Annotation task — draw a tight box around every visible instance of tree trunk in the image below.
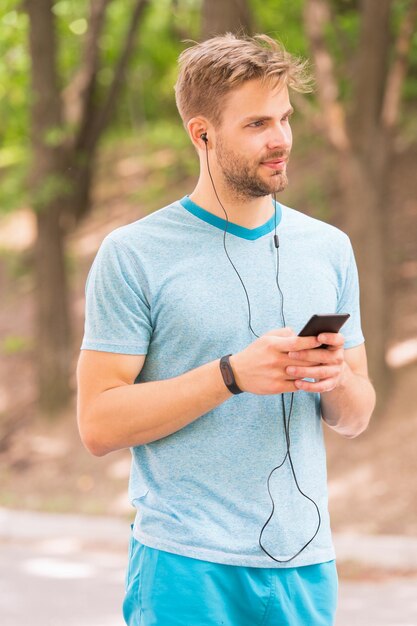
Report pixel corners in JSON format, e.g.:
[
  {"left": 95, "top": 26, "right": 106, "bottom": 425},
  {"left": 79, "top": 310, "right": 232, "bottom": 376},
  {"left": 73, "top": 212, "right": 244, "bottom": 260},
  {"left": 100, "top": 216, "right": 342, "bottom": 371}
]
[
  {"left": 27, "top": 0, "right": 72, "bottom": 416},
  {"left": 343, "top": 0, "right": 394, "bottom": 405},
  {"left": 201, "top": 0, "right": 252, "bottom": 39},
  {"left": 34, "top": 197, "right": 72, "bottom": 414},
  {"left": 336, "top": 145, "right": 392, "bottom": 408},
  {"left": 303, "top": 0, "right": 403, "bottom": 406}
]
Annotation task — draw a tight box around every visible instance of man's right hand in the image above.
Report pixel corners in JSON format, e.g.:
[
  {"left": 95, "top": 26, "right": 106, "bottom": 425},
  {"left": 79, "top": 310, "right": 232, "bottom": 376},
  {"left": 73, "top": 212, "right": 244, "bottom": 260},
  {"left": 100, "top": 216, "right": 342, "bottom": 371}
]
[{"left": 229, "top": 327, "right": 322, "bottom": 395}]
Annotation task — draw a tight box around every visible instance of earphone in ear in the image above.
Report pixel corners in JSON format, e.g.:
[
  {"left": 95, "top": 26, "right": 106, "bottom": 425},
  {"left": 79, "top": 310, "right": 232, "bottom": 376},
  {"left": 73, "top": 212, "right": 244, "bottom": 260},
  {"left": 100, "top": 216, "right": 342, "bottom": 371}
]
[{"left": 200, "top": 132, "right": 208, "bottom": 143}]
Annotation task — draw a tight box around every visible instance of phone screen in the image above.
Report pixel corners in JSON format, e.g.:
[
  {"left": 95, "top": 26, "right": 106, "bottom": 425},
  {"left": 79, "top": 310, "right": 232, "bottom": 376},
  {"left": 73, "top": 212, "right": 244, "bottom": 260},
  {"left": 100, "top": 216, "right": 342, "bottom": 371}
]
[{"left": 298, "top": 314, "right": 350, "bottom": 341}]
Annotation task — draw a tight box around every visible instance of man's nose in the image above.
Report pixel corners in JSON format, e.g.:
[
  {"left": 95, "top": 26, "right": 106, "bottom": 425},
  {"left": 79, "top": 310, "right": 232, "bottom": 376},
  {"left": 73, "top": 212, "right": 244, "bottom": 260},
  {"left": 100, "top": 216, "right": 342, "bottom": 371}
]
[{"left": 267, "top": 124, "right": 292, "bottom": 151}]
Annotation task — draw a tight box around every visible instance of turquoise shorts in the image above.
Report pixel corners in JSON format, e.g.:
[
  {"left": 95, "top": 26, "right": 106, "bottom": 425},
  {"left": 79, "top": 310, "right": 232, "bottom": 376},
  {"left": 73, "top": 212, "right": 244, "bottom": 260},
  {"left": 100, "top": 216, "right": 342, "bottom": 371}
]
[{"left": 123, "top": 531, "right": 338, "bottom": 625}]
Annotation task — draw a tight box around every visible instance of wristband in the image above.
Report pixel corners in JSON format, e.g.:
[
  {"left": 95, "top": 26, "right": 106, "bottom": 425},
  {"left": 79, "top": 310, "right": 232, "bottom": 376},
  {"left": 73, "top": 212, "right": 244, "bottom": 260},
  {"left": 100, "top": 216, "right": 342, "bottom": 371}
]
[{"left": 219, "top": 354, "right": 244, "bottom": 394}]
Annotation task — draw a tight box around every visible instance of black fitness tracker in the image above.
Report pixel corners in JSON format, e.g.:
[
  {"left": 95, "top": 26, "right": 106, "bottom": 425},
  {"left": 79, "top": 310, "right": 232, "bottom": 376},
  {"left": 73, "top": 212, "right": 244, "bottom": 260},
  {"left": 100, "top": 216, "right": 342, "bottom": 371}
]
[{"left": 219, "top": 354, "right": 244, "bottom": 395}]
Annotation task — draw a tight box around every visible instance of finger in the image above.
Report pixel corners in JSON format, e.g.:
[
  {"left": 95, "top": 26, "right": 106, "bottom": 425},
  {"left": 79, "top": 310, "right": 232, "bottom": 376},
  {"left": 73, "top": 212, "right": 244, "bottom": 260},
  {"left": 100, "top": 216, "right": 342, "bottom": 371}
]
[
  {"left": 286, "top": 365, "right": 341, "bottom": 380},
  {"left": 282, "top": 381, "right": 301, "bottom": 393},
  {"left": 264, "top": 327, "right": 296, "bottom": 338},
  {"left": 282, "top": 335, "right": 322, "bottom": 351},
  {"left": 294, "top": 378, "right": 338, "bottom": 393},
  {"left": 288, "top": 348, "right": 336, "bottom": 363},
  {"left": 317, "top": 332, "right": 345, "bottom": 349},
  {"left": 286, "top": 357, "right": 316, "bottom": 368}
]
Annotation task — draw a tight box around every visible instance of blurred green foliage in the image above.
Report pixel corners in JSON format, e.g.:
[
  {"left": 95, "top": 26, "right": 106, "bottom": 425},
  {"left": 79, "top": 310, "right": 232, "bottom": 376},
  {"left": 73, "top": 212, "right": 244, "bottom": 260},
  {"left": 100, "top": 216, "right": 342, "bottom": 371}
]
[
  {"left": 1, "top": 334, "right": 33, "bottom": 355},
  {"left": 32, "top": 174, "right": 73, "bottom": 212},
  {"left": 0, "top": 2, "right": 30, "bottom": 213},
  {"left": 252, "top": 0, "right": 307, "bottom": 54},
  {"left": 0, "top": 0, "right": 416, "bottom": 216}
]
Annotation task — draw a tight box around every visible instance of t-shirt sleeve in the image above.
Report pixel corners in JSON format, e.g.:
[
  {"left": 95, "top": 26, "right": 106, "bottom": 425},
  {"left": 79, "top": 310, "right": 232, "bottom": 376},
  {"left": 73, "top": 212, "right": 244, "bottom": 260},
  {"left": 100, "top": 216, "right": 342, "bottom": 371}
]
[
  {"left": 336, "top": 237, "right": 365, "bottom": 349},
  {"left": 80, "top": 235, "right": 152, "bottom": 354}
]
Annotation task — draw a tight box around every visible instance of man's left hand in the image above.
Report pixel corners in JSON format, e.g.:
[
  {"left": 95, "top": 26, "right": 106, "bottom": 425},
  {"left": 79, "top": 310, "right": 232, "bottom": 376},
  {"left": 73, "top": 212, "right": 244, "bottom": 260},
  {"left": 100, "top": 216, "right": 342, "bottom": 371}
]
[{"left": 285, "top": 332, "right": 346, "bottom": 393}]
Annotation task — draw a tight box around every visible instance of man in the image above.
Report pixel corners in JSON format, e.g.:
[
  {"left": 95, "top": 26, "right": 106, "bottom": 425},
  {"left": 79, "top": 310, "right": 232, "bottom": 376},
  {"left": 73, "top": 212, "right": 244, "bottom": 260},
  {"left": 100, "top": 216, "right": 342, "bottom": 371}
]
[{"left": 77, "top": 33, "right": 375, "bottom": 625}]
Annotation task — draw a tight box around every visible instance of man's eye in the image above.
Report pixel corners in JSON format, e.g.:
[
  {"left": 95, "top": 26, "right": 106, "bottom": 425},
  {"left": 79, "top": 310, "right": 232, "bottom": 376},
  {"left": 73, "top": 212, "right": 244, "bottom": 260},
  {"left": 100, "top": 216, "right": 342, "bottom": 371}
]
[{"left": 249, "top": 120, "right": 265, "bottom": 128}]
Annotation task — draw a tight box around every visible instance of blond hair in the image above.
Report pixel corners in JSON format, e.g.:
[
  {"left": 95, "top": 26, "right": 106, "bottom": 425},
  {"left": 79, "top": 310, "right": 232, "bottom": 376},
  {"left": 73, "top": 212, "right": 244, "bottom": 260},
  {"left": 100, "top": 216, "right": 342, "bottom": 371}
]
[{"left": 174, "top": 33, "right": 313, "bottom": 128}]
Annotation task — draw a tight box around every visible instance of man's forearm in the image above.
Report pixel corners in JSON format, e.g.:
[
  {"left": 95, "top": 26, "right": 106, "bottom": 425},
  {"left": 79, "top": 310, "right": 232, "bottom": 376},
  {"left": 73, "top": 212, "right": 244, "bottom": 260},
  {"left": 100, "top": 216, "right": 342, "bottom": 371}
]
[
  {"left": 84, "top": 358, "right": 232, "bottom": 455},
  {"left": 320, "top": 362, "right": 376, "bottom": 438}
]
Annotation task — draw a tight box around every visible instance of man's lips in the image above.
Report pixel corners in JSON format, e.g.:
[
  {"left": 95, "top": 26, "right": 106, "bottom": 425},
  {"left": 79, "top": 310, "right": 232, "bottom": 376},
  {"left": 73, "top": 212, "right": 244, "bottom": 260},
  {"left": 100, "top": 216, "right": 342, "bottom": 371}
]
[{"left": 261, "top": 158, "right": 287, "bottom": 170}]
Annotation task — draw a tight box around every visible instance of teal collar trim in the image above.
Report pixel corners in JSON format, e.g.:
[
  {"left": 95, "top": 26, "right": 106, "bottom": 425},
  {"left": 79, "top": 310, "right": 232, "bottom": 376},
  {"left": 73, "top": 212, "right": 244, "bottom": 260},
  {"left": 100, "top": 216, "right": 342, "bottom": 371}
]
[{"left": 179, "top": 195, "right": 282, "bottom": 240}]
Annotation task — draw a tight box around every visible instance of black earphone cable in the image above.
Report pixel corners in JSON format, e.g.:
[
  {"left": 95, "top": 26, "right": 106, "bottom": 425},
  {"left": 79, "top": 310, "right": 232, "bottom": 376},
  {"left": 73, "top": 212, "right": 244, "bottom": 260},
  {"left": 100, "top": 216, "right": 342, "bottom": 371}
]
[
  {"left": 205, "top": 140, "right": 259, "bottom": 338},
  {"left": 203, "top": 137, "right": 321, "bottom": 563}
]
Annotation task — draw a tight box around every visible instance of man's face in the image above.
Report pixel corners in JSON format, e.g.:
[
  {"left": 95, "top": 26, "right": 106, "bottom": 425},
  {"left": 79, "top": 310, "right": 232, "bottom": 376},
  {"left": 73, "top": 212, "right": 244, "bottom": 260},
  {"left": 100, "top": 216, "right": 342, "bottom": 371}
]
[{"left": 213, "top": 79, "right": 293, "bottom": 198}]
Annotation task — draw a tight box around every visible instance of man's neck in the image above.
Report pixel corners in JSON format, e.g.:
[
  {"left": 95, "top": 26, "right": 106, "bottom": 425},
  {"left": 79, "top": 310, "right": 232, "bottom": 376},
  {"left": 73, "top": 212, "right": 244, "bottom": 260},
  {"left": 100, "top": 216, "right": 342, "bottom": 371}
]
[{"left": 189, "top": 183, "right": 275, "bottom": 230}]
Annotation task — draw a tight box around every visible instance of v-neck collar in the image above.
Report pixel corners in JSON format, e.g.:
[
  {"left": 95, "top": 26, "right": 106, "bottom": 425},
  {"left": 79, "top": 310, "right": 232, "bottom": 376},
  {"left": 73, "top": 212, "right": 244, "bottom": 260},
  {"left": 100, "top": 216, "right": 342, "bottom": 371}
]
[{"left": 179, "top": 195, "right": 282, "bottom": 240}]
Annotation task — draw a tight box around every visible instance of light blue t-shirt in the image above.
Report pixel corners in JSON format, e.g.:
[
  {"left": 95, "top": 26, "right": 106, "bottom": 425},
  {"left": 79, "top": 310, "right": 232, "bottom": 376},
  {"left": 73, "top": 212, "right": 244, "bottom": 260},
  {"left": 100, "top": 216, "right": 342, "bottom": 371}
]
[{"left": 81, "top": 195, "right": 364, "bottom": 568}]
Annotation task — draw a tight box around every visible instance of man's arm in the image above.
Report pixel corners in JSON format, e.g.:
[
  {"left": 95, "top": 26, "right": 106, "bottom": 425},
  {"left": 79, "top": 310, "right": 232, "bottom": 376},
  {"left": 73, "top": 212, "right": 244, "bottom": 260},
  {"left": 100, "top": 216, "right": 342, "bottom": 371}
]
[
  {"left": 286, "top": 337, "right": 376, "bottom": 438},
  {"left": 77, "top": 350, "right": 233, "bottom": 457},
  {"left": 77, "top": 330, "right": 322, "bottom": 457},
  {"left": 319, "top": 343, "right": 375, "bottom": 437}
]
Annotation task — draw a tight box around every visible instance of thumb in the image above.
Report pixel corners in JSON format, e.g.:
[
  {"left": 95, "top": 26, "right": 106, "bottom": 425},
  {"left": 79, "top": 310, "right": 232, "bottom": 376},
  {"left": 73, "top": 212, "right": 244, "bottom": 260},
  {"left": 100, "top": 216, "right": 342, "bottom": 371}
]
[{"left": 263, "top": 327, "right": 295, "bottom": 338}]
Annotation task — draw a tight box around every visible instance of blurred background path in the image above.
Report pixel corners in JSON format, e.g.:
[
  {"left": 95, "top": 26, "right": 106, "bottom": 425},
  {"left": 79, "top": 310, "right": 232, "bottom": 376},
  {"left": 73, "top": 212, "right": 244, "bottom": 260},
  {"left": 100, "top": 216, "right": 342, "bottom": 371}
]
[{"left": 1, "top": 509, "right": 416, "bottom": 626}]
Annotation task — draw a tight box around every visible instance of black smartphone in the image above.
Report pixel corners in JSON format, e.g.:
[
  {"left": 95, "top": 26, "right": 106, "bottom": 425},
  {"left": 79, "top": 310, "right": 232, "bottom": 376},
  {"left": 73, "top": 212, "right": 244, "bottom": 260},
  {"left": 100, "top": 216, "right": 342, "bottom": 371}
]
[{"left": 298, "top": 313, "right": 350, "bottom": 347}]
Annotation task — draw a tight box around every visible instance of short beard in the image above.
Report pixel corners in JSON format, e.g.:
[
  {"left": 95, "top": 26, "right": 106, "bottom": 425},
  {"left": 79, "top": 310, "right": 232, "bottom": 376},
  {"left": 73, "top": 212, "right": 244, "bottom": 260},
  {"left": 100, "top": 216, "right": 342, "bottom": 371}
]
[{"left": 214, "top": 135, "right": 289, "bottom": 201}]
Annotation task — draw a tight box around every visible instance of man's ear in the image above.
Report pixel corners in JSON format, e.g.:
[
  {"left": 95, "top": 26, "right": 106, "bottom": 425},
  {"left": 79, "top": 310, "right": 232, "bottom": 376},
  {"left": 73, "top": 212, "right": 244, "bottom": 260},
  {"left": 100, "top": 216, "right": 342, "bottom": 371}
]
[{"left": 188, "top": 117, "right": 211, "bottom": 149}]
